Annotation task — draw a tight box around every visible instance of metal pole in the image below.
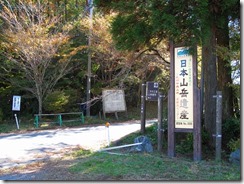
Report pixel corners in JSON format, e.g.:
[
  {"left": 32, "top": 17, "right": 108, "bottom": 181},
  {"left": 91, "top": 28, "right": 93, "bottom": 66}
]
[
  {"left": 86, "top": 0, "right": 93, "bottom": 117},
  {"left": 14, "top": 114, "right": 19, "bottom": 129},
  {"left": 213, "top": 91, "right": 222, "bottom": 161},
  {"left": 157, "top": 93, "right": 164, "bottom": 153},
  {"left": 105, "top": 122, "right": 111, "bottom": 146},
  {"left": 107, "top": 127, "right": 110, "bottom": 146},
  {"left": 141, "top": 83, "right": 146, "bottom": 134},
  {"left": 99, "top": 142, "right": 143, "bottom": 152}
]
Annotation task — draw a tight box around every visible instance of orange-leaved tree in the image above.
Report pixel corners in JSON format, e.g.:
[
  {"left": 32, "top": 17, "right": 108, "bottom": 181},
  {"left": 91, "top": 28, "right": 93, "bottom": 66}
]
[{"left": 0, "top": 0, "right": 75, "bottom": 114}]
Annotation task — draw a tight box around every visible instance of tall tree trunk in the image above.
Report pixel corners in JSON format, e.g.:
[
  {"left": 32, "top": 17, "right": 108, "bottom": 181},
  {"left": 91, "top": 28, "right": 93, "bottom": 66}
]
[
  {"left": 202, "top": 23, "right": 218, "bottom": 146},
  {"left": 216, "top": 17, "right": 234, "bottom": 121},
  {"left": 38, "top": 95, "right": 42, "bottom": 115}
]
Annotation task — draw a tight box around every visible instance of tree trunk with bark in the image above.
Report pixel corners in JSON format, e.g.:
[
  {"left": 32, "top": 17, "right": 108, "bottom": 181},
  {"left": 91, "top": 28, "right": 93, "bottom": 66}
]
[
  {"left": 202, "top": 23, "right": 218, "bottom": 145},
  {"left": 216, "top": 17, "right": 234, "bottom": 121}
]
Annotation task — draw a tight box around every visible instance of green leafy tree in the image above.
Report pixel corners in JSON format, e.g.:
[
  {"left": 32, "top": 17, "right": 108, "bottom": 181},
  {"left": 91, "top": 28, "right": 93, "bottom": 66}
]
[
  {"left": 94, "top": 0, "right": 240, "bottom": 145},
  {"left": 201, "top": 0, "right": 239, "bottom": 139}
]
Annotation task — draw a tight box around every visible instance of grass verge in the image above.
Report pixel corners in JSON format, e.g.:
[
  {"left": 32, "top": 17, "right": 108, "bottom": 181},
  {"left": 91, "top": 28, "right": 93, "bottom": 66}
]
[
  {"left": 68, "top": 124, "right": 240, "bottom": 181},
  {"left": 69, "top": 151, "right": 240, "bottom": 180}
]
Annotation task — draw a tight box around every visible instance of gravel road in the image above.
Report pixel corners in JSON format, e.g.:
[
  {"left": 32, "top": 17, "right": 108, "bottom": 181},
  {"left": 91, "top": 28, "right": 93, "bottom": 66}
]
[{"left": 0, "top": 120, "right": 155, "bottom": 172}]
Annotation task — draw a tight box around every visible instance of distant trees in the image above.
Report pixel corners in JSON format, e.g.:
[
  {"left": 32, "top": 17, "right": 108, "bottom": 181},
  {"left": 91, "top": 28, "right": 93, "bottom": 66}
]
[
  {"left": 0, "top": 0, "right": 169, "bottom": 116},
  {"left": 0, "top": 0, "right": 77, "bottom": 114},
  {"left": 78, "top": 13, "right": 170, "bottom": 105}
]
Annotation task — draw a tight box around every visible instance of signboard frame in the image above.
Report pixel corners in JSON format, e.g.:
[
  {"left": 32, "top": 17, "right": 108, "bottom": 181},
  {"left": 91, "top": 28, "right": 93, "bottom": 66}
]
[
  {"left": 167, "top": 42, "right": 201, "bottom": 161},
  {"left": 102, "top": 89, "right": 127, "bottom": 119}
]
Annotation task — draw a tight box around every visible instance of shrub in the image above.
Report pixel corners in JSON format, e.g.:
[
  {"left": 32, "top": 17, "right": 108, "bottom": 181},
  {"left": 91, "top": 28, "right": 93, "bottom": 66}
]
[
  {"left": 222, "top": 117, "right": 240, "bottom": 151},
  {"left": 176, "top": 133, "right": 193, "bottom": 154},
  {"left": 43, "top": 90, "right": 70, "bottom": 113},
  {"left": 227, "top": 138, "right": 240, "bottom": 152}
]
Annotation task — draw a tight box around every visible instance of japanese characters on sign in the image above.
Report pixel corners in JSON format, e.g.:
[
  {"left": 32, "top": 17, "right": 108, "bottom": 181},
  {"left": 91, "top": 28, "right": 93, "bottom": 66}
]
[
  {"left": 174, "top": 47, "right": 193, "bottom": 129},
  {"left": 146, "top": 82, "right": 159, "bottom": 101},
  {"left": 12, "top": 95, "right": 21, "bottom": 111}
]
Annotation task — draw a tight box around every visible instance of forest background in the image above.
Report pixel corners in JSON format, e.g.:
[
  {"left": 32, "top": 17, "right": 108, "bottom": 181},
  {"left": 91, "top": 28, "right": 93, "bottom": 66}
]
[{"left": 0, "top": 0, "right": 240, "bottom": 155}]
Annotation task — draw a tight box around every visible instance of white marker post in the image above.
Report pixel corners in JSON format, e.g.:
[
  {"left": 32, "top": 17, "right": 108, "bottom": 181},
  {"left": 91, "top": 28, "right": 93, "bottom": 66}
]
[
  {"left": 105, "top": 122, "right": 110, "bottom": 146},
  {"left": 14, "top": 114, "right": 20, "bottom": 130}
]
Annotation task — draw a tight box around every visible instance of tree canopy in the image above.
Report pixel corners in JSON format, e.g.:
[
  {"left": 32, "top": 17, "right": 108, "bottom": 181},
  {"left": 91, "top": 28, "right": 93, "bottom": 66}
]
[{"left": 94, "top": 0, "right": 240, "bottom": 144}]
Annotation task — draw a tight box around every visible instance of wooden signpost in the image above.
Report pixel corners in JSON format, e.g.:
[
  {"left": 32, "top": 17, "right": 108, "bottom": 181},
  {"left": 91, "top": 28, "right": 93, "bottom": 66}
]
[
  {"left": 168, "top": 42, "right": 201, "bottom": 161},
  {"left": 140, "top": 82, "right": 159, "bottom": 134}
]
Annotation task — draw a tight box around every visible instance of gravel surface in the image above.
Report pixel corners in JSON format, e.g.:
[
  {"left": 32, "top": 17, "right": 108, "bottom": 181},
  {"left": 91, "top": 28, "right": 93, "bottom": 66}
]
[{"left": 0, "top": 120, "right": 156, "bottom": 180}]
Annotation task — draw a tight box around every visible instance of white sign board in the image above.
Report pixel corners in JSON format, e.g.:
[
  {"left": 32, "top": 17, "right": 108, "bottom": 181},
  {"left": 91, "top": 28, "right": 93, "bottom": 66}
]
[
  {"left": 12, "top": 95, "right": 21, "bottom": 111},
  {"left": 102, "top": 89, "right": 126, "bottom": 113},
  {"left": 174, "top": 47, "right": 193, "bottom": 129}
]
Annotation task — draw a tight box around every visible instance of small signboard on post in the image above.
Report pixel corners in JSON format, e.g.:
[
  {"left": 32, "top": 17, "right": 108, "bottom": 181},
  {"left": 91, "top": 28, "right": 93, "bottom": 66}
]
[
  {"left": 12, "top": 95, "right": 21, "bottom": 111},
  {"left": 12, "top": 95, "right": 21, "bottom": 129},
  {"left": 146, "top": 82, "right": 159, "bottom": 101},
  {"left": 102, "top": 89, "right": 127, "bottom": 119}
]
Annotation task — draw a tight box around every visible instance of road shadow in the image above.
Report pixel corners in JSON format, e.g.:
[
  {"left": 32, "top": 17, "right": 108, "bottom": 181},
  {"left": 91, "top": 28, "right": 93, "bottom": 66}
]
[{"left": 0, "top": 146, "right": 94, "bottom": 180}]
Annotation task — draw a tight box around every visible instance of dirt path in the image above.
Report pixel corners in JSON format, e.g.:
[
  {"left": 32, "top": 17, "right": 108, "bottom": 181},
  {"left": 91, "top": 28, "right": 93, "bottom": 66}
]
[{"left": 0, "top": 146, "right": 88, "bottom": 180}]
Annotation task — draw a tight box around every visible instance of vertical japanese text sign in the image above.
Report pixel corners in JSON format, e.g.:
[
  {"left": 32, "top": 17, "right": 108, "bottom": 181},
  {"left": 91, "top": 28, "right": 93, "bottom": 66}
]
[
  {"left": 168, "top": 43, "right": 201, "bottom": 161},
  {"left": 12, "top": 95, "right": 21, "bottom": 111},
  {"left": 174, "top": 47, "right": 193, "bottom": 129},
  {"left": 146, "top": 82, "right": 159, "bottom": 101}
]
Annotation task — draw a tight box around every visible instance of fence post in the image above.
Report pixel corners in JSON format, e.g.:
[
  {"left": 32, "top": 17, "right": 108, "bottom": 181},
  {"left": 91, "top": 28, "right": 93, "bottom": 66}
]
[
  {"left": 58, "top": 114, "right": 62, "bottom": 126},
  {"left": 80, "top": 112, "right": 85, "bottom": 123},
  {"left": 141, "top": 83, "right": 146, "bottom": 134},
  {"left": 34, "top": 115, "right": 39, "bottom": 128},
  {"left": 213, "top": 91, "right": 222, "bottom": 161},
  {"left": 158, "top": 93, "right": 164, "bottom": 153}
]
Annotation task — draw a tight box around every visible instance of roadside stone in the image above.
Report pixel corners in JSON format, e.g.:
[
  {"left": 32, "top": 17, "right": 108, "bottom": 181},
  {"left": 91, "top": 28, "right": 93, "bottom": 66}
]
[
  {"left": 229, "top": 149, "right": 240, "bottom": 165},
  {"left": 131, "top": 136, "right": 153, "bottom": 153}
]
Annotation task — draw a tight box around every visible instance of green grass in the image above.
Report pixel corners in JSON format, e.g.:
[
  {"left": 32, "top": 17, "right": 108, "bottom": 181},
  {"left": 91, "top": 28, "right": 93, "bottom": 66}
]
[
  {"left": 68, "top": 124, "right": 241, "bottom": 181},
  {"left": 69, "top": 150, "right": 240, "bottom": 180}
]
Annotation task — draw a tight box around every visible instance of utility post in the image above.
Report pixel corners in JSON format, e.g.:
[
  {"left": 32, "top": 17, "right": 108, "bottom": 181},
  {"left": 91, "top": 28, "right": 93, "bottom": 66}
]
[
  {"left": 140, "top": 83, "right": 146, "bottom": 134},
  {"left": 157, "top": 93, "right": 164, "bottom": 153},
  {"left": 213, "top": 91, "right": 222, "bottom": 161},
  {"left": 86, "top": 0, "right": 93, "bottom": 117}
]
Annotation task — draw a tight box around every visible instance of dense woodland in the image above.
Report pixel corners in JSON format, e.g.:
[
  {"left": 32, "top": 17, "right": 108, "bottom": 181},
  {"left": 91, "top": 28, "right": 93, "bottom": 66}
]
[{"left": 0, "top": 0, "right": 240, "bottom": 153}]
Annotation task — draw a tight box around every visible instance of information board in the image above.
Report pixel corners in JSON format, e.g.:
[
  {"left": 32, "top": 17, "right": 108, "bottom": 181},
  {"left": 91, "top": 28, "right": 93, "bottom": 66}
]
[
  {"left": 146, "top": 82, "right": 159, "bottom": 101},
  {"left": 174, "top": 47, "right": 193, "bottom": 129},
  {"left": 102, "top": 89, "right": 126, "bottom": 113},
  {"left": 168, "top": 43, "right": 201, "bottom": 161}
]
